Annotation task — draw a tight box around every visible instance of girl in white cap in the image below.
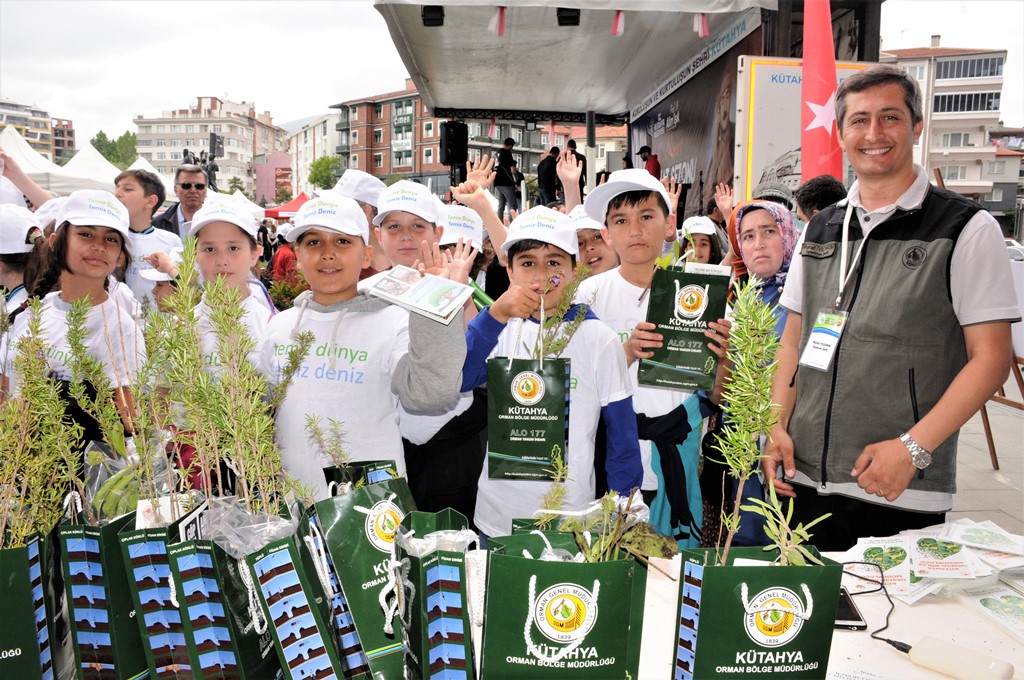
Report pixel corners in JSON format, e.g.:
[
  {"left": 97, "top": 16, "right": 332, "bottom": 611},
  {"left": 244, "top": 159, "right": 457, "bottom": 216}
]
[
  {"left": 0, "top": 204, "right": 46, "bottom": 320},
  {"left": 0, "top": 190, "right": 144, "bottom": 454}
]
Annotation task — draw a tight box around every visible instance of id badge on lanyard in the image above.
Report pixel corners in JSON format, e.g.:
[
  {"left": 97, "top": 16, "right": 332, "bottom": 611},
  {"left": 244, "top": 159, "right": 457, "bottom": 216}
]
[{"left": 799, "top": 203, "right": 861, "bottom": 372}]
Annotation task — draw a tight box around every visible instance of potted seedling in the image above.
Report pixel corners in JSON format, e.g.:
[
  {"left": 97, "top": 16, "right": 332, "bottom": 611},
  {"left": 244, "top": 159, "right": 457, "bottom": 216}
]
[{"left": 673, "top": 277, "right": 842, "bottom": 680}]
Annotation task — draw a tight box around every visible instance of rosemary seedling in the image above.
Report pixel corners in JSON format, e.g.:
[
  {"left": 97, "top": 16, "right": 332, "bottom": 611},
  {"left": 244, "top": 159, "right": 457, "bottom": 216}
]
[
  {"left": 534, "top": 445, "right": 569, "bottom": 530},
  {"left": 306, "top": 414, "right": 351, "bottom": 468},
  {"left": 529, "top": 263, "right": 590, "bottom": 360}
]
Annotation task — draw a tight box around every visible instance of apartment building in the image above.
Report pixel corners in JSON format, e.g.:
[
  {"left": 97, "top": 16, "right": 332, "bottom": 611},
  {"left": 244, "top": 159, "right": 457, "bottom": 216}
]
[
  {"left": 134, "top": 97, "right": 285, "bottom": 195},
  {"left": 285, "top": 113, "right": 342, "bottom": 197},
  {"left": 0, "top": 98, "right": 54, "bottom": 160},
  {"left": 52, "top": 118, "right": 76, "bottom": 164}
]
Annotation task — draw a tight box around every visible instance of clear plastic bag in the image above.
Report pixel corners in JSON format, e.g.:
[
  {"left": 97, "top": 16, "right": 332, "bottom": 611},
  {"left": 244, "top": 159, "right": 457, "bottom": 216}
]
[{"left": 203, "top": 495, "right": 299, "bottom": 560}]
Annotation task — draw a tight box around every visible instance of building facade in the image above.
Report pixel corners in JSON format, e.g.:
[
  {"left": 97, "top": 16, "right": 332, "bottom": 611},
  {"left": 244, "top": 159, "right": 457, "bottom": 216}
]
[
  {"left": 0, "top": 98, "right": 54, "bottom": 160},
  {"left": 253, "top": 151, "right": 293, "bottom": 206},
  {"left": 133, "top": 97, "right": 285, "bottom": 196},
  {"left": 329, "top": 79, "right": 623, "bottom": 200},
  {"left": 285, "top": 114, "right": 342, "bottom": 198},
  {"left": 882, "top": 37, "right": 1007, "bottom": 226},
  {"left": 52, "top": 118, "right": 76, "bottom": 164}
]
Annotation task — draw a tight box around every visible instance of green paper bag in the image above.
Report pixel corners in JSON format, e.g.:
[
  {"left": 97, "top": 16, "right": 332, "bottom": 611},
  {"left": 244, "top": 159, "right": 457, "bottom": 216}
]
[
  {"left": 0, "top": 531, "right": 73, "bottom": 680},
  {"left": 59, "top": 511, "right": 147, "bottom": 679},
  {"left": 639, "top": 266, "right": 729, "bottom": 391},
  {"left": 322, "top": 460, "right": 398, "bottom": 497},
  {"left": 246, "top": 503, "right": 372, "bottom": 679},
  {"left": 393, "top": 509, "right": 478, "bottom": 680},
  {"left": 486, "top": 358, "right": 570, "bottom": 481},
  {"left": 166, "top": 536, "right": 281, "bottom": 679},
  {"left": 480, "top": 532, "right": 646, "bottom": 679},
  {"left": 314, "top": 476, "right": 417, "bottom": 679},
  {"left": 675, "top": 547, "right": 842, "bottom": 680},
  {"left": 117, "top": 503, "right": 206, "bottom": 678}
]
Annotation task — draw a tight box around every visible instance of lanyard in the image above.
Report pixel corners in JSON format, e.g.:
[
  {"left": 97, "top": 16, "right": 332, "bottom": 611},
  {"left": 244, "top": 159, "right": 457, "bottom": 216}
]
[
  {"left": 835, "top": 202, "right": 868, "bottom": 311},
  {"left": 5, "top": 284, "right": 25, "bottom": 302}
]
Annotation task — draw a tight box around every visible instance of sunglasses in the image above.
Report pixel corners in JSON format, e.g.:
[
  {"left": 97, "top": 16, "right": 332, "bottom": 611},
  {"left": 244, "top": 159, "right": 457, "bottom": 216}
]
[{"left": 176, "top": 182, "right": 207, "bottom": 190}]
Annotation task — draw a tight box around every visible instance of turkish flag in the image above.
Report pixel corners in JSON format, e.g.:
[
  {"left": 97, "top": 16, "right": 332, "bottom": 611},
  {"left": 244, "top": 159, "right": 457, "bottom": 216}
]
[{"left": 800, "top": 0, "right": 842, "bottom": 182}]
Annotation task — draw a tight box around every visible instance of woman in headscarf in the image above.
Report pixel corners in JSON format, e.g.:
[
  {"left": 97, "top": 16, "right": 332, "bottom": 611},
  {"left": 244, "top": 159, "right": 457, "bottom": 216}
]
[{"left": 731, "top": 200, "right": 800, "bottom": 337}]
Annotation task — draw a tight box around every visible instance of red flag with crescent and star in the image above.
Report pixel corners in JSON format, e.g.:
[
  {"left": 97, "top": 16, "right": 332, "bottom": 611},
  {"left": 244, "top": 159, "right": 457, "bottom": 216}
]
[{"left": 801, "top": 0, "right": 842, "bottom": 182}]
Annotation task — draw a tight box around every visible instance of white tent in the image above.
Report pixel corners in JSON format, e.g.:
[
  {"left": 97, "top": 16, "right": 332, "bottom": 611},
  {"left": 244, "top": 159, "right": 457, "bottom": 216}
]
[
  {"left": 229, "top": 189, "right": 267, "bottom": 219},
  {"left": 0, "top": 125, "right": 113, "bottom": 194},
  {"left": 62, "top": 143, "right": 122, "bottom": 186},
  {"left": 127, "top": 155, "right": 176, "bottom": 197},
  {"left": 201, "top": 189, "right": 265, "bottom": 220}
]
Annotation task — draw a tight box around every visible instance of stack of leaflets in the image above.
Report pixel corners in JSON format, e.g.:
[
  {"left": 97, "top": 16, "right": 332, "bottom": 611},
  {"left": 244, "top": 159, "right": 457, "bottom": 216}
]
[
  {"left": 365, "top": 265, "right": 473, "bottom": 325},
  {"left": 840, "top": 519, "right": 1024, "bottom": 606}
]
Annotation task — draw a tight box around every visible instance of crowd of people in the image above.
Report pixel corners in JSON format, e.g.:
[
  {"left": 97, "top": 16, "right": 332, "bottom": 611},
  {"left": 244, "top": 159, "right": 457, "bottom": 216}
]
[{"left": 0, "top": 64, "right": 1018, "bottom": 550}]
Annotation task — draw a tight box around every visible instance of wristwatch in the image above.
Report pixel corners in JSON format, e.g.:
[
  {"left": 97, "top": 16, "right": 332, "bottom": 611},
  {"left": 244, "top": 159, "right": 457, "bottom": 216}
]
[{"left": 899, "top": 433, "right": 932, "bottom": 470}]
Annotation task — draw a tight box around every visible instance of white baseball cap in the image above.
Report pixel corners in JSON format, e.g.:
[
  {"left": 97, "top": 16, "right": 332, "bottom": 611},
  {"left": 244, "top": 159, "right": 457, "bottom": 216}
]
[
  {"left": 288, "top": 194, "right": 369, "bottom": 243},
  {"left": 372, "top": 180, "right": 438, "bottom": 226},
  {"left": 583, "top": 168, "right": 673, "bottom": 224},
  {"left": 439, "top": 205, "right": 484, "bottom": 251},
  {"left": 30, "top": 197, "right": 68, "bottom": 229},
  {"left": 679, "top": 215, "right": 718, "bottom": 239},
  {"left": 189, "top": 202, "right": 258, "bottom": 238},
  {"left": 567, "top": 204, "right": 604, "bottom": 233},
  {"left": 58, "top": 190, "right": 130, "bottom": 238},
  {"left": 0, "top": 204, "right": 43, "bottom": 254},
  {"left": 501, "top": 206, "right": 578, "bottom": 258},
  {"left": 140, "top": 247, "right": 184, "bottom": 282},
  {"left": 333, "top": 169, "right": 387, "bottom": 206}
]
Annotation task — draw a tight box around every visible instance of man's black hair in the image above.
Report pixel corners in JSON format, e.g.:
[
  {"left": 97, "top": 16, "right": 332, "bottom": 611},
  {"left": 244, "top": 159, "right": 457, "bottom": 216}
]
[
  {"left": 506, "top": 238, "right": 576, "bottom": 266},
  {"left": 794, "top": 175, "right": 847, "bottom": 217},
  {"left": 606, "top": 190, "right": 670, "bottom": 222},
  {"left": 503, "top": 137, "right": 515, "bottom": 147},
  {"left": 567, "top": 139, "right": 577, "bottom": 150},
  {"left": 706, "top": 196, "right": 721, "bottom": 215}
]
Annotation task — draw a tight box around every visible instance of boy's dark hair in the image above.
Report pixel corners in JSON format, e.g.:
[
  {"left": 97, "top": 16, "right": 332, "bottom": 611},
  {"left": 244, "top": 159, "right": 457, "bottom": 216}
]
[
  {"left": 794, "top": 175, "right": 847, "bottom": 217},
  {"left": 115, "top": 169, "right": 166, "bottom": 216},
  {"left": 606, "top": 190, "right": 670, "bottom": 222},
  {"left": 506, "top": 238, "right": 576, "bottom": 266},
  {"left": 502, "top": 137, "right": 515, "bottom": 147},
  {"left": 706, "top": 196, "right": 721, "bottom": 215},
  {"left": 31, "top": 224, "right": 131, "bottom": 298},
  {"left": 567, "top": 139, "right": 577, "bottom": 150}
]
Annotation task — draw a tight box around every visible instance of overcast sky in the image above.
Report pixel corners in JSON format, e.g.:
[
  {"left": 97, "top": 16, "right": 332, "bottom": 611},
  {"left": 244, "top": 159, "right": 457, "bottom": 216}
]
[{"left": 1, "top": 0, "right": 1021, "bottom": 144}]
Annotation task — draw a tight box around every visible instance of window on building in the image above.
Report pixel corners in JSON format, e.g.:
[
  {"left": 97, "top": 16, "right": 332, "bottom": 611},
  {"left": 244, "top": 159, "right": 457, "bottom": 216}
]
[
  {"left": 374, "top": 104, "right": 384, "bottom": 119},
  {"left": 394, "top": 150, "right": 412, "bottom": 167},
  {"left": 514, "top": 153, "right": 522, "bottom": 168},
  {"left": 905, "top": 64, "right": 926, "bottom": 81},
  {"left": 468, "top": 122, "right": 481, "bottom": 137},
  {"left": 933, "top": 91, "right": 1001, "bottom": 113},
  {"left": 352, "top": 155, "right": 358, "bottom": 168},
  {"left": 185, "top": 124, "right": 194, "bottom": 133},
  {"left": 597, "top": 144, "right": 606, "bottom": 159},
  {"left": 423, "top": 121, "right": 434, "bottom": 138},
  {"left": 137, "top": 139, "right": 152, "bottom": 146},
  {"left": 541, "top": 133, "right": 549, "bottom": 146},
  {"left": 556, "top": 135, "right": 565, "bottom": 146},
  {"left": 984, "top": 187, "right": 1004, "bottom": 202},
  {"left": 987, "top": 160, "right": 1006, "bottom": 174},
  {"left": 374, "top": 128, "right": 383, "bottom": 144},
  {"left": 139, "top": 125, "right": 151, "bottom": 134},
  {"left": 200, "top": 125, "right": 209, "bottom": 133},
  {"left": 935, "top": 56, "right": 1005, "bottom": 80},
  {"left": 156, "top": 152, "right": 166, "bottom": 160},
  {"left": 939, "top": 165, "right": 967, "bottom": 180},
  {"left": 512, "top": 128, "right": 522, "bottom": 144},
  {"left": 322, "top": 121, "right": 328, "bottom": 136},
  {"left": 352, "top": 108, "right": 359, "bottom": 120},
  {"left": 424, "top": 147, "right": 434, "bottom": 165},
  {"left": 303, "top": 130, "right": 309, "bottom": 143},
  {"left": 351, "top": 130, "right": 358, "bottom": 144},
  {"left": 941, "top": 132, "right": 970, "bottom": 147},
  {"left": 156, "top": 125, "right": 165, "bottom": 133},
  {"left": 170, "top": 125, "right": 181, "bottom": 133},
  {"left": 213, "top": 124, "right": 222, "bottom": 132},
  {"left": 374, "top": 153, "right": 384, "bottom": 168},
  {"left": 156, "top": 139, "right": 167, "bottom": 147}
]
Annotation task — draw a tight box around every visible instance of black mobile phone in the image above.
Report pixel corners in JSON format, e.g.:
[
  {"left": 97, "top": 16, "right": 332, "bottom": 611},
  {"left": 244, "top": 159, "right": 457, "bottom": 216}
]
[{"left": 834, "top": 586, "right": 867, "bottom": 630}]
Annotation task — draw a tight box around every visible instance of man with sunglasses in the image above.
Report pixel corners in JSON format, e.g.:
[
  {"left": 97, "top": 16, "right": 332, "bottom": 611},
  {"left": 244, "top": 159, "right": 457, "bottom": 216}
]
[{"left": 152, "top": 163, "right": 209, "bottom": 240}]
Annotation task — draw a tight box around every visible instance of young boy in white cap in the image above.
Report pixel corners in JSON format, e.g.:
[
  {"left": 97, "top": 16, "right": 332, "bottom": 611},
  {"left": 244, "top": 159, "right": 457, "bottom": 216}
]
[
  {"left": 576, "top": 169, "right": 731, "bottom": 547},
  {"left": 460, "top": 206, "right": 642, "bottom": 538},
  {"left": 114, "top": 169, "right": 182, "bottom": 308},
  {"left": 372, "top": 179, "right": 444, "bottom": 269},
  {"left": 259, "top": 194, "right": 467, "bottom": 500},
  {"left": 568, "top": 204, "right": 618, "bottom": 277}
]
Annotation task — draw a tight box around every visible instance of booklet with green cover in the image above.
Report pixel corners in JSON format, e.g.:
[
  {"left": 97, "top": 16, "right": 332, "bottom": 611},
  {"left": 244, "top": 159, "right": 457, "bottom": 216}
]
[{"left": 638, "top": 262, "right": 730, "bottom": 391}]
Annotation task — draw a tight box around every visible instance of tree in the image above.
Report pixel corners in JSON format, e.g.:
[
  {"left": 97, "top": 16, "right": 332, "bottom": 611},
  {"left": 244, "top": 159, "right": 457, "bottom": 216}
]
[
  {"left": 307, "top": 155, "right": 342, "bottom": 189},
  {"left": 227, "top": 177, "right": 248, "bottom": 198},
  {"left": 275, "top": 185, "right": 293, "bottom": 205},
  {"left": 90, "top": 130, "right": 137, "bottom": 169},
  {"left": 384, "top": 172, "right": 409, "bottom": 186}
]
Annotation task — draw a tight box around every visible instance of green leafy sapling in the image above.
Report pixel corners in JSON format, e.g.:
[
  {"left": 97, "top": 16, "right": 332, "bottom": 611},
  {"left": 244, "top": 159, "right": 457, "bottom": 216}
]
[
  {"left": 741, "top": 482, "right": 831, "bottom": 566},
  {"left": 529, "top": 263, "right": 590, "bottom": 360},
  {"left": 0, "top": 300, "right": 82, "bottom": 548},
  {"left": 534, "top": 445, "right": 570, "bottom": 530}
]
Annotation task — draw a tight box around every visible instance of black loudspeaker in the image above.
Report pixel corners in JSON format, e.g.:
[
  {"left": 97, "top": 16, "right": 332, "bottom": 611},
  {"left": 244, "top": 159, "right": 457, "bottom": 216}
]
[{"left": 439, "top": 121, "right": 468, "bottom": 166}]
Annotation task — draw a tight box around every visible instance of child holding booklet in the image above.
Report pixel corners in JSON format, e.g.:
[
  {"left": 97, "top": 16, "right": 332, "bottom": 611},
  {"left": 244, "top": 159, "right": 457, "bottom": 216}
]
[
  {"left": 460, "top": 206, "right": 643, "bottom": 538},
  {"left": 260, "top": 195, "right": 467, "bottom": 500},
  {"left": 576, "top": 170, "right": 731, "bottom": 547}
]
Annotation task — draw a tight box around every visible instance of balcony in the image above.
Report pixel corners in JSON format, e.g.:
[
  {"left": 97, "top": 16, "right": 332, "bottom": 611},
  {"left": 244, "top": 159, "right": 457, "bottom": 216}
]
[
  {"left": 336, "top": 143, "right": 350, "bottom": 154},
  {"left": 336, "top": 119, "right": 350, "bottom": 131},
  {"left": 393, "top": 114, "right": 413, "bottom": 126}
]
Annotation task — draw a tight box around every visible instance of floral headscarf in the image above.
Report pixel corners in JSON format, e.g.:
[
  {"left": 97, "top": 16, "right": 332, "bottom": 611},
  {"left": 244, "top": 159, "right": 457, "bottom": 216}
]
[{"left": 732, "top": 200, "right": 800, "bottom": 287}]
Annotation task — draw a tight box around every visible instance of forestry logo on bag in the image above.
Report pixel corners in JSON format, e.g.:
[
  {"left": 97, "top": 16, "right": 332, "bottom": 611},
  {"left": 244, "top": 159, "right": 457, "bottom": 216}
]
[
  {"left": 535, "top": 583, "right": 597, "bottom": 642},
  {"left": 511, "top": 371, "right": 546, "bottom": 406},
  {"left": 364, "top": 499, "right": 403, "bottom": 552},
  {"left": 743, "top": 587, "right": 806, "bottom": 647},
  {"left": 675, "top": 284, "right": 709, "bottom": 320}
]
